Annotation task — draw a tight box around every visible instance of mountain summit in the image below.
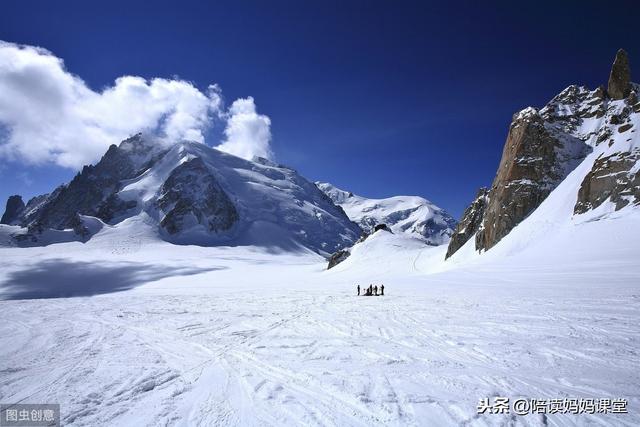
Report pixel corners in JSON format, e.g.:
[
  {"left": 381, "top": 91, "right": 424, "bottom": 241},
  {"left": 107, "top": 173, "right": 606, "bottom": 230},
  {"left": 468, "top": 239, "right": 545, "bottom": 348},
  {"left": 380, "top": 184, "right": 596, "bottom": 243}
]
[
  {"left": 1, "top": 134, "right": 361, "bottom": 254},
  {"left": 316, "top": 182, "right": 456, "bottom": 246},
  {"left": 446, "top": 49, "right": 640, "bottom": 259},
  {"left": 608, "top": 49, "right": 632, "bottom": 100}
]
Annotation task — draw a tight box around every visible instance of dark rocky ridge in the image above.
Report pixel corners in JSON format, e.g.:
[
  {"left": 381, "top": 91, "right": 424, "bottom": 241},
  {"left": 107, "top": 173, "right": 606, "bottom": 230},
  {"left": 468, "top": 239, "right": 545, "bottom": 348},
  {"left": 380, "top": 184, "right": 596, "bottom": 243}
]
[
  {"left": 445, "top": 188, "right": 488, "bottom": 259},
  {"left": 1, "top": 134, "right": 241, "bottom": 242},
  {"left": 475, "top": 108, "right": 590, "bottom": 252},
  {"left": 0, "top": 195, "right": 25, "bottom": 225},
  {"left": 1, "top": 134, "right": 170, "bottom": 242},
  {"left": 15, "top": 134, "right": 163, "bottom": 233}
]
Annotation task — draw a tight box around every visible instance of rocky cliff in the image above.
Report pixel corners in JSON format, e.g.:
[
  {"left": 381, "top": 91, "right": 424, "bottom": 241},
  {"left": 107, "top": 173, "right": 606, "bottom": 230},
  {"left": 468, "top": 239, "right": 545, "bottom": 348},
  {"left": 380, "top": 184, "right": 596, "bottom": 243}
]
[
  {"left": 446, "top": 49, "right": 639, "bottom": 258},
  {"left": 0, "top": 195, "right": 25, "bottom": 225},
  {"left": 445, "top": 188, "right": 488, "bottom": 259},
  {"left": 475, "top": 104, "right": 591, "bottom": 252}
]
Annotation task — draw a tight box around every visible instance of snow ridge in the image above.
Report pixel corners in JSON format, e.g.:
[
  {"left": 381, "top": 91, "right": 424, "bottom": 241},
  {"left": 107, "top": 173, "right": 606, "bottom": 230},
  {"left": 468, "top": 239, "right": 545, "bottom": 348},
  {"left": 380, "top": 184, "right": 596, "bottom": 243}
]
[{"left": 316, "top": 182, "right": 456, "bottom": 246}]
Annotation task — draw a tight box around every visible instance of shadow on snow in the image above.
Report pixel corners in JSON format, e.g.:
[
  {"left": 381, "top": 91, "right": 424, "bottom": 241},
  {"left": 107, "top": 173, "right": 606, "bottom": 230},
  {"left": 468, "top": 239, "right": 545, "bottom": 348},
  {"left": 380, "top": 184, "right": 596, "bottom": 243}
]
[{"left": 0, "top": 259, "right": 224, "bottom": 300}]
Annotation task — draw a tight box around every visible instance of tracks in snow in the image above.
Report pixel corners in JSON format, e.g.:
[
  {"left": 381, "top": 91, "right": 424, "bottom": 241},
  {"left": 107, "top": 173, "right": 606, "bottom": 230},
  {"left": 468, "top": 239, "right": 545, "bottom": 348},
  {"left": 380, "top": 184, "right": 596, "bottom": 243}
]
[{"left": 1, "top": 290, "right": 639, "bottom": 426}]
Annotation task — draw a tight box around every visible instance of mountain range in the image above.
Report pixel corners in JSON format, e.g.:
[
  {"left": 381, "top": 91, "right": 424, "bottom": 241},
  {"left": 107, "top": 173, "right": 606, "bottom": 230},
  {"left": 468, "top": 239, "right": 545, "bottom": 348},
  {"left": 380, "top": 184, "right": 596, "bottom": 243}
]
[
  {"left": 1, "top": 49, "right": 638, "bottom": 267},
  {"left": 0, "top": 134, "right": 363, "bottom": 255},
  {"left": 315, "top": 182, "right": 456, "bottom": 245}
]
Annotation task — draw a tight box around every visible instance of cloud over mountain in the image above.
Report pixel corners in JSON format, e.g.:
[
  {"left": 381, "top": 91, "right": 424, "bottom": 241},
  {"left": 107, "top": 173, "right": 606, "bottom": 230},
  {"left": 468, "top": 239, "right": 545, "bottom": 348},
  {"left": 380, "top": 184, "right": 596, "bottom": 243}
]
[
  {"left": 217, "top": 97, "right": 273, "bottom": 161},
  {"left": 0, "top": 41, "right": 273, "bottom": 168}
]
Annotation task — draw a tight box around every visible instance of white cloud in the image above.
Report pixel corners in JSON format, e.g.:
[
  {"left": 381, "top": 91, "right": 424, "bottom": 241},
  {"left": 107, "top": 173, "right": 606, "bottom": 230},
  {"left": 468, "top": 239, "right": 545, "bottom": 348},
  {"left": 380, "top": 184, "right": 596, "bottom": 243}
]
[
  {"left": 216, "top": 96, "right": 273, "bottom": 160},
  {"left": 0, "top": 41, "right": 273, "bottom": 169}
]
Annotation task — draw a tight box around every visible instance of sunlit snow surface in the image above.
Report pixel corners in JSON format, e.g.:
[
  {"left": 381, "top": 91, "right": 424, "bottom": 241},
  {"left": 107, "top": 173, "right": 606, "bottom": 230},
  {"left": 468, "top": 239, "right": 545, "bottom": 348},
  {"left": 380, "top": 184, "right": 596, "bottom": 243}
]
[{"left": 1, "top": 199, "right": 639, "bottom": 427}]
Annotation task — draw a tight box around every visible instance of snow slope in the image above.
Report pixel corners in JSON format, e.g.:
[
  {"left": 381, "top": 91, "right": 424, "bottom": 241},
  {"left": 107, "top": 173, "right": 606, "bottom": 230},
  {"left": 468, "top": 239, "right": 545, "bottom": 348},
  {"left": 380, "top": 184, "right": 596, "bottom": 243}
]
[
  {"left": 1, "top": 96, "right": 638, "bottom": 426},
  {"left": 0, "top": 202, "right": 638, "bottom": 426},
  {"left": 118, "top": 141, "right": 362, "bottom": 253},
  {"left": 316, "top": 182, "right": 456, "bottom": 245},
  {"left": 0, "top": 90, "right": 638, "bottom": 426}
]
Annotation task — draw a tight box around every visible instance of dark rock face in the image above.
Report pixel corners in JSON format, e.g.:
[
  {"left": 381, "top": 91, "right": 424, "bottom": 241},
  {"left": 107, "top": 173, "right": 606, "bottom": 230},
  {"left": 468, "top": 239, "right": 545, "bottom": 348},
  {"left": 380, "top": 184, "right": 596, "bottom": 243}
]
[
  {"left": 1, "top": 195, "right": 25, "bottom": 225},
  {"left": 446, "top": 50, "right": 638, "bottom": 259},
  {"left": 447, "top": 84, "right": 605, "bottom": 257},
  {"left": 95, "top": 194, "right": 139, "bottom": 223},
  {"left": 69, "top": 213, "right": 91, "bottom": 241},
  {"left": 445, "top": 188, "right": 488, "bottom": 259},
  {"left": 608, "top": 49, "right": 631, "bottom": 100},
  {"left": 475, "top": 109, "right": 590, "bottom": 252},
  {"left": 157, "top": 157, "right": 238, "bottom": 235},
  {"left": 327, "top": 249, "right": 350, "bottom": 269},
  {"left": 575, "top": 76, "right": 639, "bottom": 214},
  {"left": 14, "top": 134, "right": 163, "bottom": 234},
  {"left": 374, "top": 223, "right": 392, "bottom": 233},
  {"left": 22, "top": 145, "right": 135, "bottom": 229},
  {"left": 575, "top": 150, "right": 640, "bottom": 213}
]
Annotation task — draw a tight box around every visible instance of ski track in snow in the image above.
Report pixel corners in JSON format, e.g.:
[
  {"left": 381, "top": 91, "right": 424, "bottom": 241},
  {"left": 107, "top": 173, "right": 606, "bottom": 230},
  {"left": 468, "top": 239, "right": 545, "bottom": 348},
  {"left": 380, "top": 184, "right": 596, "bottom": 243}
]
[
  {"left": 1, "top": 207, "right": 639, "bottom": 426},
  {"left": 1, "top": 273, "right": 638, "bottom": 426}
]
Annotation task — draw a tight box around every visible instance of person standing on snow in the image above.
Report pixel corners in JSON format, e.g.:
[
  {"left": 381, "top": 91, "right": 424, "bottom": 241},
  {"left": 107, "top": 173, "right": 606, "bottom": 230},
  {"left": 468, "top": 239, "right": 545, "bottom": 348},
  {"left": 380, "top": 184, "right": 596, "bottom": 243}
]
[
  {"left": 357, "top": 284, "right": 360, "bottom": 296},
  {"left": 374, "top": 285, "right": 378, "bottom": 296},
  {"left": 381, "top": 284, "right": 384, "bottom": 296}
]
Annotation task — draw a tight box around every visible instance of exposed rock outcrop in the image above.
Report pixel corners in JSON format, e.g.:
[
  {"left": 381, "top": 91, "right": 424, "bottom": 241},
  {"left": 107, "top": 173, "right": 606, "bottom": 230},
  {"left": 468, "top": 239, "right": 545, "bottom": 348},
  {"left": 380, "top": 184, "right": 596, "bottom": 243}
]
[
  {"left": 445, "top": 188, "right": 488, "bottom": 259},
  {"left": 608, "top": 49, "right": 631, "bottom": 100},
  {"left": 327, "top": 249, "right": 350, "bottom": 269},
  {"left": 475, "top": 108, "right": 590, "bottom": 251},
  {"left": 575, "top": 149, "right": 640, "bottom": 213},
  {"left": 374, "top": 223, "right": 392, "bottom": 233},
  {"left": 157, "top": 157, "right": 238, "bottom": 235},
  {"left": 574, "top": 52, "right": 639, "bottom": 214},
  {"left": 445, "top": 50, "right": 638, "bottom": 258},
  {"left": 1, "top": 195, "right": 25, "bottom": 225}
]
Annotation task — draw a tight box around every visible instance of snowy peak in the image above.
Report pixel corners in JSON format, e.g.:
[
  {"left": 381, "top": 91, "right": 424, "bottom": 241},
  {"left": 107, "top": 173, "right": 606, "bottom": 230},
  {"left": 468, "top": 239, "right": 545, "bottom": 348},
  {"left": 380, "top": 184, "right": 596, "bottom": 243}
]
[
  {"left": 316, "top": 182, "right": 354, "bottom": 204},
  {"left": 3, "top": 136, "right": 361, "bottom": 254},
  {"left": 316, "top": 182, "right": 456, "bottom": 246}
]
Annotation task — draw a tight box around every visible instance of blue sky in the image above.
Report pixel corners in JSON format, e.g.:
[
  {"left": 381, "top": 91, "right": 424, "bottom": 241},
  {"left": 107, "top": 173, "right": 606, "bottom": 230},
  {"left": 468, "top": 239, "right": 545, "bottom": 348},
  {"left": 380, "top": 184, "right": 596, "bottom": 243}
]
[{"left": 1, "top": 0, "right": 639, "bottom": 218}]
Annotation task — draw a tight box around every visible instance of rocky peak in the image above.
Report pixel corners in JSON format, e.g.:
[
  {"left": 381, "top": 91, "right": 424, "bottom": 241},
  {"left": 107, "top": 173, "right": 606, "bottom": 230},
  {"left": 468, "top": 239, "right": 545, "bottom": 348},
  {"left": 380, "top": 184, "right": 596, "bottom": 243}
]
[
  {"left": 446, "top": 50, "right": 639, "bottom": 259},
  {"left": 608, "top": 49, "right": 631, "bottom": 100},
  {"left": 1, "top": 195, "right": 25, "bottom": 225},
  {"left": 445, "top": 188, "right": 488, "bottom": 259},
  {"left": 475, "top": 105, "right": 590, "bottom": 252}
]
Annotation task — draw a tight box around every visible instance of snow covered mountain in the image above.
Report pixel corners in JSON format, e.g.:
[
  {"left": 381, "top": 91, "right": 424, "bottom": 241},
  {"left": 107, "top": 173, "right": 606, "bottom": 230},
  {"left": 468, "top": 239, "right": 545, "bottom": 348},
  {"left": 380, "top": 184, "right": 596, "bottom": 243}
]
[
  {"left": 0, "top": 134, "right": 361, "bottom": 254},
  {"left": 315, "top": 182, "right": 456, "bottom": 246},
  {"left": 447, "top": 49, "right": 640, "bottom": 258}
]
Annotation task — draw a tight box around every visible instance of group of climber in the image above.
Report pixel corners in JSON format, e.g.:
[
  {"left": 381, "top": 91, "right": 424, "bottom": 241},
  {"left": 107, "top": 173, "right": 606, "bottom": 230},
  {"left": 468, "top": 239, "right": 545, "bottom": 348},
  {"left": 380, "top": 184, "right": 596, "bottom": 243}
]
[{"left": 357, "top": 284, "right": 384, "bottom": 296}]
